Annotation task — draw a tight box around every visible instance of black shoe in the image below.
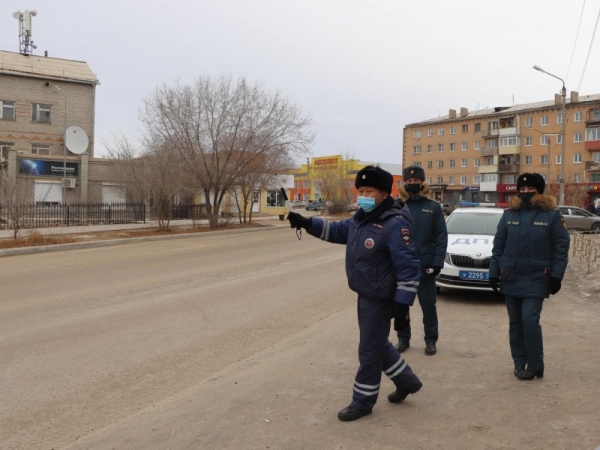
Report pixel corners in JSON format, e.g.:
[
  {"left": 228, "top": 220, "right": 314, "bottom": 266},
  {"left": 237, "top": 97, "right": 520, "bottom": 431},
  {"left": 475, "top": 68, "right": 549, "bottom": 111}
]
[
  {"left": 425, "top": 342, "right": 436, "bottom": 356},
  {"left": 388, "top": 380, "right": 423, "bottom": 403},
  {"left": 395, "top": 340, "right": 410, "bottom": 353},
  {"left": 337, "top": 404, "right": 372, "bottom": 422},
  {"left": 514, "top": 365, "right": 543, "bottom": 380}
]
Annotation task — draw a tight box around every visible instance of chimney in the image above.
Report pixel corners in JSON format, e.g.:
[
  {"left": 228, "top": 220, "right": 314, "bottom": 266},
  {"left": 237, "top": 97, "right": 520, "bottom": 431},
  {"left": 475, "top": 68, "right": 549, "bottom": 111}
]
[
  {"left": 570, "top": 91, "right": 579, "bottom": 103},
  {"left": 460, "top": 107, "right": 468, "bottom": 117},
  {"left": 449, "top": 109, "right": 456, "bottom": 119},
  {"left": 554, "top": 94, "right": 562, "bottom": 105}
]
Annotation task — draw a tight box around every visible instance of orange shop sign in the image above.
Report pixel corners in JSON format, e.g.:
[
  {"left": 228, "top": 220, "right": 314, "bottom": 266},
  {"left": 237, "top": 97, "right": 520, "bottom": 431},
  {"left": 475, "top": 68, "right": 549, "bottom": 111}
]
[{"left": 314, "top": 157, "right": 339, "bottom": 167}]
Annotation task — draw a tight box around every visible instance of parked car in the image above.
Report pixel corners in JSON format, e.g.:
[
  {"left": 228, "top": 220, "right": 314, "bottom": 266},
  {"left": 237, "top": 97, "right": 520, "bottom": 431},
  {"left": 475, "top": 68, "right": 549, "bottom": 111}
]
[
  {"left": 292, "top": 200, "right": 307, "bottom": 208},
  {"left": 436, "top": 207, "right": 504, "bottom": 293},
  {"left": 558, "top": 205, "right": 600, "bottom": 231},
  {"left": 306, "top": 201, "right": 323, "bottom": 211}
]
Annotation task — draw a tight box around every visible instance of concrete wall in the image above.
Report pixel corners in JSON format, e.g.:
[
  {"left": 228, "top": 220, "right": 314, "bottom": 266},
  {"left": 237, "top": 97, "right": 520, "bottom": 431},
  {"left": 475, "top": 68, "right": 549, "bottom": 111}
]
[{"left": 571, "top": 232, "right": 600, "bottom": 273}]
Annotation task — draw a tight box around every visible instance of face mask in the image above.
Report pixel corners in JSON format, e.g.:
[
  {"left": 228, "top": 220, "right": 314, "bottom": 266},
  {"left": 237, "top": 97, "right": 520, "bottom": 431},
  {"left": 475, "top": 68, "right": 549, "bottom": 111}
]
[
  {"left": 357, "top": 193, "right": 382, "bottom": 212},
  {"left": 518, "top": 192, "right": 535, "bottom": 203},
  {"left": 405, "top": 183, "right": 422, "bottom": 196}
]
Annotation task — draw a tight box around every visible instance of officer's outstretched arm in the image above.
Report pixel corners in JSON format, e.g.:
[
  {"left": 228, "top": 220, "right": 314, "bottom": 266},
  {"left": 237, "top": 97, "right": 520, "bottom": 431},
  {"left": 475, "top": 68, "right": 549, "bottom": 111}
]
[
  {"left": 306, "top": 217, "right": 350, "bottom": 245},
  {"left": 387, "top": 218, "right": 421, "bottom": 306}
]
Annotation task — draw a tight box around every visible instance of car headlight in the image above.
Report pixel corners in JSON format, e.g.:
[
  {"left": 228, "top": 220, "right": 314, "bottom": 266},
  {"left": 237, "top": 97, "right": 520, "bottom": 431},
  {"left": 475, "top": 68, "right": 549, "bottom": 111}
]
[{"left": 444, "top": 253, "right": 451, "bottom": 264}]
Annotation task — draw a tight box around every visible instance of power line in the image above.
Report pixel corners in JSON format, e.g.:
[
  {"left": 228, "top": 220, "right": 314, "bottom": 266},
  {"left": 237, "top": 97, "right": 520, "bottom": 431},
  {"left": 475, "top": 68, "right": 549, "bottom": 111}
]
[
  {"left": 565, "top": 0, "right": 586, "bottom": 82},
  {"left": 577, "top": 5, "right": 600, "bottom": 92}
]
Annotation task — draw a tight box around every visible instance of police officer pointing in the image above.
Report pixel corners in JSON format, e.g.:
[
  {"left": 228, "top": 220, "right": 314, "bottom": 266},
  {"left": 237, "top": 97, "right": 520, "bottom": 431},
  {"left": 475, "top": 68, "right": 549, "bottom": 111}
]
[
  {"left": 287, "top": 166, "right": 423, "bottom": 422},
  {"left": 394, "top": 166, "right": 448, "bottom": 356}
]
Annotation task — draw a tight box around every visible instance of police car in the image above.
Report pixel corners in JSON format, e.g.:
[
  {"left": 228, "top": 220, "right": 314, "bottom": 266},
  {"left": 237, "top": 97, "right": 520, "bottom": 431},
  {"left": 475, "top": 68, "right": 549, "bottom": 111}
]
[{"left": 436, "top": 206, "right": 504, "bottom": 292}]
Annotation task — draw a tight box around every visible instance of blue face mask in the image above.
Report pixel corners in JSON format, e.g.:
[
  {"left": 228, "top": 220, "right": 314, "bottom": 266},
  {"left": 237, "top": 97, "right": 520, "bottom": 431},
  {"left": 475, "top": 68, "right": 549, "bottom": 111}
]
[{"left": 357, "top": 194, "right": 381, "bottom": 212}]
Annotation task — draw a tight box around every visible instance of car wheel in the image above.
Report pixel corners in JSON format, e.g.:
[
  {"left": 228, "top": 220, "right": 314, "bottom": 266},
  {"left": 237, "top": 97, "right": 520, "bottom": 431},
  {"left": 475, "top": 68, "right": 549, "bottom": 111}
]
[{"left": 593, "top": 223, "right": 600, "bottom": 231}]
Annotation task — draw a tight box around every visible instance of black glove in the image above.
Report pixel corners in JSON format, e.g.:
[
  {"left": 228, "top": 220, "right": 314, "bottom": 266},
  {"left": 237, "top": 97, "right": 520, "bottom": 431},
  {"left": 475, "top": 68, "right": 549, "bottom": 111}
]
[
  {"left": 425, "top": 266, "right": 442, "bottom": 277},
  {"left": 489, "top": 277, "right": 499, "bottom": 293},
  {"left": 549, "top": 277, "right": 562, "bottom": 295},
  {"left": 287, "top": 211, "right": 312, "bottom": 230},
  {"left": 393, "top": 303, "right": 410, "bottom": 331}
]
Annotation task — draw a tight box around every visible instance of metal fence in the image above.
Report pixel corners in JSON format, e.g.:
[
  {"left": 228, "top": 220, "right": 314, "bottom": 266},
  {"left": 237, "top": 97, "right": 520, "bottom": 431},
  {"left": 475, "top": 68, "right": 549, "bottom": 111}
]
[
  {"left": 165, "top": 204, "right": 208, "bottom": 221},
  {"left": 0, "top": 203, "right": 146, "bottom": 229}
]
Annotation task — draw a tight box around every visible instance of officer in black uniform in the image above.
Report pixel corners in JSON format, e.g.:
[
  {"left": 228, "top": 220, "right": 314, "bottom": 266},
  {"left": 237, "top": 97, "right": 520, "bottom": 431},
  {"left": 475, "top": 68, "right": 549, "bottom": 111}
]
[
  {"left": 394, "top": 166, "right": 448, "bottom": 356},
  {"left": 489, "top": 173, "right": 570, "bottom": 380},
  {"left": 287, "top": 166, "right": 423, "bottom": 422}
]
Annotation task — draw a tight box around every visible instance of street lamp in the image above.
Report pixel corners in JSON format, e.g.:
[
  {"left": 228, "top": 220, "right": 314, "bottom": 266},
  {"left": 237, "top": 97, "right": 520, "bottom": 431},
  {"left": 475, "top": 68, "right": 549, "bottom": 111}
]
[{"left": 533, "top": 65, "right": 567, "bottom": 205}]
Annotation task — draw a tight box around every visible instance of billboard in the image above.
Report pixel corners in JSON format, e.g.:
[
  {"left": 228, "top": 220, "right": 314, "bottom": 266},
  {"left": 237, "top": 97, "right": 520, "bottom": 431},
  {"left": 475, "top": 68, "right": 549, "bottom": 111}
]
[{"left": 19, "top": 159, "right": 79, "bottom": 177}]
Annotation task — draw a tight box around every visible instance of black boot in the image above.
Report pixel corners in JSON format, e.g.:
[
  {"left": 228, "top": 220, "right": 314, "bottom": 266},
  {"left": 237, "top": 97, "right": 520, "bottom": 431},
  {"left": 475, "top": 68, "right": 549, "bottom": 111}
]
[
  {"left": 395, "top": 340, "right": 410, "bottom": 353},
  {"left": 425, "top": 342, "right": 437, "bottom": 356},
  {"left": 337, "top": 404, "right": 372, "bottom": 422},
  {"left": 388, "top": 379, "right": 423, "bottom": 403},
  {"left": 514, "top": 365, "right": 535, "bottom": 380}
]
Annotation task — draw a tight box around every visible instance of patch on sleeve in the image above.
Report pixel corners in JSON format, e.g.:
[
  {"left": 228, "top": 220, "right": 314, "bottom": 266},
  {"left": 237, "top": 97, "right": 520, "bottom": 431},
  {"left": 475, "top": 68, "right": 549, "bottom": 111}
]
[
  {"left": 401, "top": 228, "right": 411, "bottom": 245},
  {"left": 560, "top": 216, "right": 567, "bottom": 230}
]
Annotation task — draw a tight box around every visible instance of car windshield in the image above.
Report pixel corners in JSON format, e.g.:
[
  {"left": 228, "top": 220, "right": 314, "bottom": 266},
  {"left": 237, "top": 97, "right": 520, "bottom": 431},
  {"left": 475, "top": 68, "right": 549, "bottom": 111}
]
[{"left": 446, "top": 212, "right": 502, "bottom": 235}]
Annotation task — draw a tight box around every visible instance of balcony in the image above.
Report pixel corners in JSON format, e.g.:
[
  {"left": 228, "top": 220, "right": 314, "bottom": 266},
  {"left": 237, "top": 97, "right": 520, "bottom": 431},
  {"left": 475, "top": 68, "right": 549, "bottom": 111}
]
[
  {"left": 585, "top": 140, "right": 600, "bottom": 151},
  {"left": 479, "top": 165, "right": 498, "bottom": 174},
  {"left": 480, "top": 181, "right": 497, "bottom": 192},
  {"left": 499, "top": 126, "right": 519, "bottom": 136},
  {"left": 499, "top": 145, "right": 520, "bottom": 155},
  {"left": 481, "top": 148, "right": 498, "bottom": 156},
  {"left": 585, "top": 161, "right": 600, "bottom": 172},
  {"left": 482, "top": 129, "right": 499, "bottom": 139},
  {"left": 498, "top": 164, "right": 519, "bottom": 173}
]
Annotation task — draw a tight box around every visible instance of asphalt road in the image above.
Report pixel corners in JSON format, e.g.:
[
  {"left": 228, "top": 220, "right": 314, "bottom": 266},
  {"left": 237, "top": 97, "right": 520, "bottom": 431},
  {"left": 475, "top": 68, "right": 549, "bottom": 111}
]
[{"left": 1, "top": 226, "right": 599, "bottom": 449}]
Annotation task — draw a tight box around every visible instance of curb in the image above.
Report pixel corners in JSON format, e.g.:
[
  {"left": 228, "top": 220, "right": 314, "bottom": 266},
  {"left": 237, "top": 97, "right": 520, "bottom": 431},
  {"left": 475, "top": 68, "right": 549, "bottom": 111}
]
[{"left": 0, "top": 223, "right": 285, "bottom": 258}]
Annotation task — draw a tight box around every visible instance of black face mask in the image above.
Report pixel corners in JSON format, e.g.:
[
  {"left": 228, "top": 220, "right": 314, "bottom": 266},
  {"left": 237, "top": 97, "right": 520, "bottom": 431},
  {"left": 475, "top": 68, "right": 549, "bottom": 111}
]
[
  {"left": 518, "top": 192, "right": 536, "bottom": 203},
  {"left": 405, "top": 183, "right": 422, "bottom": 196}
]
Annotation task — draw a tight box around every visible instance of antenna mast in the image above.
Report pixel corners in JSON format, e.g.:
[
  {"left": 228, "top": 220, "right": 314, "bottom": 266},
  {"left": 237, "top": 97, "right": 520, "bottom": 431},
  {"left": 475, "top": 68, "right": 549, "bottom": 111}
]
[{"left": 13, "top": 9, "right": 38, "bottom": 55}]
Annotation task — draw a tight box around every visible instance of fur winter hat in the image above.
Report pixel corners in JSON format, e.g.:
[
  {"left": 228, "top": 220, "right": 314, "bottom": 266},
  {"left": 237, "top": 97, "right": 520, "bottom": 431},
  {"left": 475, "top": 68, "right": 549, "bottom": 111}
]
[
  {"left": 403, "top": 165, "right": 426, "bottom": 182},
  {"left": 355, "top": 165, "right": 393, "bottom": 193},
  {"left": 516, "top": 172, "right": 545, "bottom": 193}
]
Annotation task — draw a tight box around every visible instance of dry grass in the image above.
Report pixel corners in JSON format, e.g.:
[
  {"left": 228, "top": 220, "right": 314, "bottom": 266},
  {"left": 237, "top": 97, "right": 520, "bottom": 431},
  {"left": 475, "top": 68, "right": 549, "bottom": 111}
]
[{"left": 0, "top": 231, "right": 77, "bottom": 249}]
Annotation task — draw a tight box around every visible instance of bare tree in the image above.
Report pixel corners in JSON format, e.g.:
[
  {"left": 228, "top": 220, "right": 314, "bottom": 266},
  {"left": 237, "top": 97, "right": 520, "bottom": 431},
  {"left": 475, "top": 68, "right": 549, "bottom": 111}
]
[
  {"left": 0, "top": 166, "right": 35, "bottom": 239},
  {"left": 140, "top": 74, "right": 313, "bottom": 228}
]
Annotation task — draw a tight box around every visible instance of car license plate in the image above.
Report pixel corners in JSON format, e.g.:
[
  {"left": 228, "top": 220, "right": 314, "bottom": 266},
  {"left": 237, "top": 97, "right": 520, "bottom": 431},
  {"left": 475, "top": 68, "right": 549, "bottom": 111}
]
[{"left": 459, "top": 270, "right": 489, "bottom": 281}]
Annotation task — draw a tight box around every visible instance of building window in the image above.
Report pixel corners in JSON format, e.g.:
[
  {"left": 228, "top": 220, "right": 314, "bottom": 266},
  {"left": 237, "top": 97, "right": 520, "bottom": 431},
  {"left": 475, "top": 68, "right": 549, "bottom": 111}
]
[
  {"left": 413, "top": 161, "right": 422, "bottom": 167},
  {"left": 437, "top": 176, "right": 443, "bottom": 184},
  {"left": 449, "top": 159, "right": 456, "bottom": 168},
  {"left": 450, "top": 143, "right": 456, "bottom": 152},
  {"left": 474, "top": 141, "right": 481, "bottom": 150},
  {"left": 593, "top": 152, "right": 600, "bottom": 163},
  {"left": 427, "top": 161, "right": 433, "bottom": 169},
  {"left": 525, "top": 117, "right": 533, "bottom": 128},
  {"left": 474, "top": 158, "right": 480, "bottom": 167},
  {"left": 449, "top": 176, "right": 455, "bottom": 185},
  {"left": 594, "top": 110, "right": 600, "bottom": 120},
  {"left": 541, "top": 135, "right": 550, "bottom": 145},
  {"left": 438, "top": 144, "right": 444, "bottom": 152},
  {"left": 31, "top": 143, "right": 51, "bottom": 155},
  {"left": 474, "top": 123, "right": 481, "bottom": 132},
  {"left": 428, "top": 129, "right": 433, "bottom": 137},
  {"left": 541, "top": 115, "right": 548, "bottom": 126},
  {"left": 586, "top": 127, "right": 600, "bottom": 141},
  {"left": 525, "top": 136, "right": 533, "bottom": 146},
  {"left": 266, "top": 190, "right": 286, "bottom": 207},
  {"left": 486, "top": 140, "right": 497, "bottom": 149},
  {"left": 427, "top": 145, "right": 433, "bottom": 153},
  {"left": 426, "top": 177, "right": 432, "bottom": 184},
  {"left": 499, "top": 136, "right": 519, "bottom": 146},
  {"left": 462, "top": 142, "right": 468, "bottom": 151},
  {"left": 486, "top": 156, "right": 494, "bottom": 165},
  {"left": 0, "top": 100, "right": 16, "bottom": 120},
  {"left": 450, "top": 126, "right": 456, "bottom": 135},
  {"left": 32, "top": 103, "right": 51, "bottom": 123},
  {"left": 574, "top": 153, "right": 582, "bottom": 163},
  {"left": 413, "top": 146, "right": 421, "bottom": 154},
  {"left": 556, "top": 154, "right": 562, "bottom": 165},
  {"left": 574, "top": 132, "right": 582, "bottom": 143},
  {"left": 593, "top": 174, "right": 600, "bottom": 182},
  {"left": 574, "top": 173, "right": 581, "bottom": 182},
  {"left": 557, "top": 113, "right": 563, "bottom": 124},
  {"left": 541, "top": 155, "right": 548, "bottom": 164},
  {"left": 460, "top": 176, "right": 467, "bottom": 184},
  {"left": 462, "top": 124, "right": 468, "bottom": 133},
  {"left": 438, "top": 160, "right": 444, "bottom": 168},
  {"left": 473, "top": 175, "right": 480, "bottom": 184},
  {"left": 0, "top": 141, "right": 15, "bottom": 159},
  {"left": 555, "top": 135, "right": 562, "bottom": 144},
  {"left": 574, "top": 111, "right": 582, "bottom": 122},
  {"left": 461, "top": 159, "right": 468, "bottom": 167},
  {"left": 488, "top": 121, "right": 499, "bottom": 130},
  {"left": 482, "top": 173, "right": 497, "bottom": 183},
  {"left": 525, "top": 155, "right": 532, "bottom": 165},
  {"left": 504, "top": 175, "right": 515, "bottom": 184},
  {"left": 438, "top": 127, "right": 445, "bottom": 136},
  {"left": 413, "top": 130, "right": 421, "bottom": 138}
]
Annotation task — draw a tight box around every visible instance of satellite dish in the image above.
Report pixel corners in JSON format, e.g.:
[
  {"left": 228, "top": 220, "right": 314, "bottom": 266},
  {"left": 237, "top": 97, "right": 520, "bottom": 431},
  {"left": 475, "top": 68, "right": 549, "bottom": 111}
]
[
  {"left": 13, "top": 11, "right": 22, "bottom": 19},
  {"left": 65, "top": 126, "right": 89, "bottom": 155}
]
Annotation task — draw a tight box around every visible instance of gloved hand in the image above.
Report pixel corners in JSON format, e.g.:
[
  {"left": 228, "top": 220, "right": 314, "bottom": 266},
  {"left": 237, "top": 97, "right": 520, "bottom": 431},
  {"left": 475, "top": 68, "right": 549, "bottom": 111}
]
[
  {"left": 549, "top": 277, "right": 562, "bottom": 295},
  {"left": 489, "top": 277, "right": 499, "bottom": 293},
  {"left": 393, "top": 303, "right": 410, "bottom": 331},
  {"left": 425, "top": 266, "right": 442, "bottom": 277},
  {"left": 287, "top": 211, "right": 312, "bottom": 230}
]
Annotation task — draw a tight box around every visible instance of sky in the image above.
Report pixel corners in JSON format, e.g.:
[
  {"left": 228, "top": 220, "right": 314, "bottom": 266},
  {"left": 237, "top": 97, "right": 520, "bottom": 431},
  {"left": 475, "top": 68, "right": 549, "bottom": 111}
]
[{"left": 2, "top": 0, "right": 600, "bottom": 166}]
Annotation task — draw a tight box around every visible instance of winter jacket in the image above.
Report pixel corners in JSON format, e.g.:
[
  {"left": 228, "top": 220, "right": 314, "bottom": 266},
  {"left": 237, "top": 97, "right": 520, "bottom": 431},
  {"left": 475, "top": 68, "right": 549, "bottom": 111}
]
[
  {"left": 307, "top": 199, "right": 421, "bottom": 306},
  {"left": 397, "top": 184, "right": 448, "bottom": 277},
  {"left": 489, "top": 194, "right": 570, "bottom": 298}
]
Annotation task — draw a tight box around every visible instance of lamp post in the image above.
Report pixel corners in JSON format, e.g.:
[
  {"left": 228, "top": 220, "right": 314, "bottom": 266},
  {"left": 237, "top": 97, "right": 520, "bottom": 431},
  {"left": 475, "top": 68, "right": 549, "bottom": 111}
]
[
  {"left": 52, "top": 85, "right": 67, "bottom": 205},
  {"left": 533, "top": 65, "right": 567, "bottom": 204}
]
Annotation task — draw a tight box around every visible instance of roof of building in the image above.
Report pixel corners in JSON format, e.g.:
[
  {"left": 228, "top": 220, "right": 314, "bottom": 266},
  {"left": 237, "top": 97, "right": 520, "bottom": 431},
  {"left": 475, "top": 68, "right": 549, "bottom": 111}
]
[
  {"left": 0, "top": 49, "right": 98, "bottom": 85},
  {"left": 407, "top": 93, "right": 600, "bottom": 127}
]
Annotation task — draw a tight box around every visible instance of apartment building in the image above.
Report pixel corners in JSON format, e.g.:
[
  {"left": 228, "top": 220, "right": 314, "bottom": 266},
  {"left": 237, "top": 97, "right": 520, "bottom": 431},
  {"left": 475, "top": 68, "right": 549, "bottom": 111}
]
[{"left": 403, "top": 93, "right": 600, "bottom": 207}]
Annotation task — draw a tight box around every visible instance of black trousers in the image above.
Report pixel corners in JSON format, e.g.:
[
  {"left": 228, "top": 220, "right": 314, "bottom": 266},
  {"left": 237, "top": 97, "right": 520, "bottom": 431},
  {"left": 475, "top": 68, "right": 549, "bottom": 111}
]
[
  {"left": 395, "top": 276, "right": 438, "bottom": 344},
  {"left": 505, "top": 296, "right": 544, "bottom": 371}
]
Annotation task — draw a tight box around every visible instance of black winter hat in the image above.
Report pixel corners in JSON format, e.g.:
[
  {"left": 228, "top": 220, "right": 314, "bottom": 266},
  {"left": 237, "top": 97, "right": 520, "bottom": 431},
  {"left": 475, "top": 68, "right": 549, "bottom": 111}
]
[
  {"left": 355, "top": 165, "right": 393, "bottom": 193},
  {"left": 403, "top": 165, "right": 426, "bottom": 182},
  {"left": 516, "top": 172, "right": 545, "bottom": 193}
]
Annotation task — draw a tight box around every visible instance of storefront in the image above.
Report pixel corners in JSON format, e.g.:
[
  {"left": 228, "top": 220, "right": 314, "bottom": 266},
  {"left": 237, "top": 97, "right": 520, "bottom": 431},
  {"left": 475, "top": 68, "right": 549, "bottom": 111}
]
[
  {"left": 497, "top": 184, "right": 518, "bottom": 204},
  {"left": 428, "top": 184, "right": 447, "bottom": 202}
]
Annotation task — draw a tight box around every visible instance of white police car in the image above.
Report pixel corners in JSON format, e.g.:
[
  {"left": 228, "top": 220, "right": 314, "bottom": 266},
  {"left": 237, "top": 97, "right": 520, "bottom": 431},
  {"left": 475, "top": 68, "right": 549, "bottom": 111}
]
[{"left": 436, "top": 206, "right": 504, "bottom": 292}]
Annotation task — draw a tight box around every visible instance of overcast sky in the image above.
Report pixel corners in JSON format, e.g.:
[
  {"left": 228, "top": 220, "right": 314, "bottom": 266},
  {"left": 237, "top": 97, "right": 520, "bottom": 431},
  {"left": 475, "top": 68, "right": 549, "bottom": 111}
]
[{"left": 2, "top": 0, "right": 600, "bottom": 165}]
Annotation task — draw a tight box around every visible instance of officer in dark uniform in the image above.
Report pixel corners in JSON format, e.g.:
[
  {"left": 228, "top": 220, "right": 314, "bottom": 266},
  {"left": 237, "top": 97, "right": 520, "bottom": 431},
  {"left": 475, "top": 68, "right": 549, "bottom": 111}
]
[
  {"left": 393, "top": 166, "right": 448, "bottom": 356},
  {"left": 287, "top": 166, "right": 423, "bottom": 422},
  {"left": 489, "top": 173, "right": 570, "bottom": 380}
]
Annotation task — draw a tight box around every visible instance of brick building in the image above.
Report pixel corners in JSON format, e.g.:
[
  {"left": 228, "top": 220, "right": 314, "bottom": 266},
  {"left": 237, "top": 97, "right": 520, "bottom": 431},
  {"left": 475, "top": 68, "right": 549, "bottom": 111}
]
[
  {"left": 402, "top": 93, "right": 600, "bottom": 206},
  {"left": 0, "top": 49, "right": 124, "bottom": 205}
]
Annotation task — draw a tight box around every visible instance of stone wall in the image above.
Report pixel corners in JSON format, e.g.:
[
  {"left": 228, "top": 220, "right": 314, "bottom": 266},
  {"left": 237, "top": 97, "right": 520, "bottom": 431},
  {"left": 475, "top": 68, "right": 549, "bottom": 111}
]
[{"left": 571, "top": 232, "right": 600, "bottom": 273}]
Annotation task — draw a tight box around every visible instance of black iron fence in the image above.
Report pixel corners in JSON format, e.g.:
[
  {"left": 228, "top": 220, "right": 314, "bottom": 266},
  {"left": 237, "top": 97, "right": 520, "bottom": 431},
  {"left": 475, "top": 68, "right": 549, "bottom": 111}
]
[
  {"left": 154, "top": 204, "right": 208, "bottom": 221},
  {"left": 0, "top": 203, "right": 146, "bottom": 229}
]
